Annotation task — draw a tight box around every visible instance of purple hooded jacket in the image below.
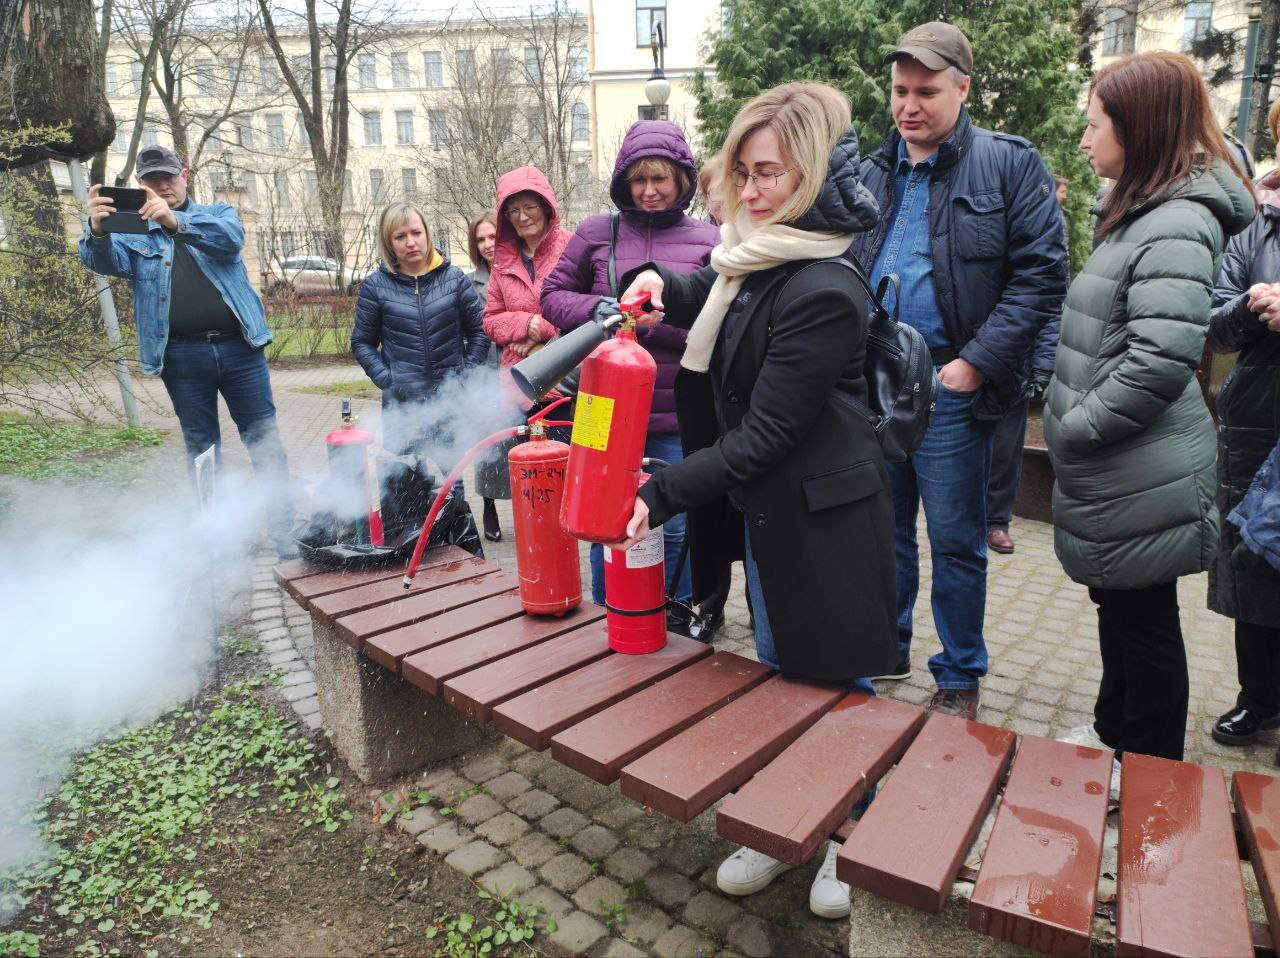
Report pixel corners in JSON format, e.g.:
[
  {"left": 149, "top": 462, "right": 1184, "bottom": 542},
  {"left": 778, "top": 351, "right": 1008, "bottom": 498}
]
[{"left": 541, "top": 120, "right": 720, "bottom": 434}]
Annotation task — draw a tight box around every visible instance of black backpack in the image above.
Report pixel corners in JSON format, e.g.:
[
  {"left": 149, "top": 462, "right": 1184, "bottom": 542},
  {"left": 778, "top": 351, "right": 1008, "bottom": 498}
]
[{"left": 830, "top": 258, "right": 937, "bottom": 462}]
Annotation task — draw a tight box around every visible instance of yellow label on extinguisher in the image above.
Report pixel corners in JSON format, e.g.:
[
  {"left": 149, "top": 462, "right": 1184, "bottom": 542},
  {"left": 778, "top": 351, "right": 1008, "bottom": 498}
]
[{"left": 570, "top": 392, "right": 614, "bottom": 451}]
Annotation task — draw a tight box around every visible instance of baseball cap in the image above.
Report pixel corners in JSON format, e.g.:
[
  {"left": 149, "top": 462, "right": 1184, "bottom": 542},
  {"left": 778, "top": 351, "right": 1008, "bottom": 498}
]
[
  {"left": 885, "top": 21, "right": 973, "bottom": 76},
  {"left": 136, "top": 145, "right": 184, "bottom": 178}
]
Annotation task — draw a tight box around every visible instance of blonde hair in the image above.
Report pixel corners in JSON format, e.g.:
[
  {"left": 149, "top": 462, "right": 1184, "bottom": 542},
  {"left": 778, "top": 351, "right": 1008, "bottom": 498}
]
[
  {"left": 719, "top": 83, "right": 851, "bottom": 227},
  {"left": 1270, "top": 97, "right": 1280, "bottom": 147},
  {"left": 377, "top": 202, "right": 433, "bottom": 270},
  {"left": 697, "top": 154, "right": 722, "bottom": 201},
  {"left": 625, "top": 156, "right": 689, "bottom": 202}
]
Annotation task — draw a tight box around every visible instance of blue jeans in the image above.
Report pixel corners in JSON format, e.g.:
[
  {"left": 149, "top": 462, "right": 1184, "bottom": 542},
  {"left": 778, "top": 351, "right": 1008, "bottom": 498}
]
[
  {"left": 160, "top": 336, "right": 293, "bottom": 542},
  {"left": 590, "top": 432, "right": 692, "bottom": 606},
  {"left": 887, "top": 383, "right": 995, "bottom": 690}
]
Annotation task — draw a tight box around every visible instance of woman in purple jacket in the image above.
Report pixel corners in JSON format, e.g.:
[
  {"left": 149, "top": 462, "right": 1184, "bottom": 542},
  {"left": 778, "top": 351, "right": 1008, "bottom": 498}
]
[{"left": 542, "top": 120, "right": 719, "bottom": 630}]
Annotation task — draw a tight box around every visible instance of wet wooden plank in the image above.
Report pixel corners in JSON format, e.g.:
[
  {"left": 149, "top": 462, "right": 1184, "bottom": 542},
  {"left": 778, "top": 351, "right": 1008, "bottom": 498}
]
[
  {"left": 1234, "top": 770, "right": 1280, "bottom": 948},
  {"left": 441, "top": 620, "right": 612, "bottom": 722},
  {"left": 492, "top": 635, "right": 713, "bottom": 750},
  {"left": 549, "top": 652, "right": 773, "bottom": 785},
  {"left": 1117, "top": 754, "right": 1251, "bottom": 958},
  {"left": 715, "top": 693, "right": 926, "bottom": 867},
  {"left": 277, "top": 545, "right": 471, "bottom": 607},
  {"left": 968, "top": 735, "right": 1113, "bottom": 957},
  {"left": 363, "top": 592, "right": 527, "bottom": 671},
  {"left": 618, "top": 675, "right": 844, "bottom": 823},
  {"left": 312, "top": 556, "right": 498, "bottom": 627},
  {"left": 403, "top": 604, "right": 607, "bottom": 695},
  {"left": 837, "top": 713, "right": 1016, "bottom": 914}
]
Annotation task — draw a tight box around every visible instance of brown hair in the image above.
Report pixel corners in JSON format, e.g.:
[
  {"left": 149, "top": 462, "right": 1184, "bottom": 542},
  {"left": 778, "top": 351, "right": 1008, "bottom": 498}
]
[
  {"left": 1091, "top": 52, "right": 1252, "bottom": 237},
  {"left": 697, "top": 154, "right": 722, "bottom": 200},
  {"left": 1269, "top": 97, "right": 1280, "bottom": 146},
  {"left": 466, "top": 209, "right": 497, "bottom": 269},
  {"left": 624, "top": 156, "right": 689, "bottom": 204}
]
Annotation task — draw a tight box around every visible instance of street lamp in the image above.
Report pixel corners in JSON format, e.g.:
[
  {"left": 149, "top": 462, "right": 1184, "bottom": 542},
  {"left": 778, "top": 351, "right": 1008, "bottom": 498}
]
[
  {"left": 643, "top": 22, "right": 669, "bottom": 121},
  {"left": 1237, "top": 0, "right": 1264, "bottom": 140}
]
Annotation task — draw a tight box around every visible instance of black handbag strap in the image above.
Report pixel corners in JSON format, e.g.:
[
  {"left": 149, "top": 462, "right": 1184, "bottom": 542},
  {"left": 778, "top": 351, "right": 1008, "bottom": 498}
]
[{"left": 607, "top": 212, "right": 620, "bottom": 295}]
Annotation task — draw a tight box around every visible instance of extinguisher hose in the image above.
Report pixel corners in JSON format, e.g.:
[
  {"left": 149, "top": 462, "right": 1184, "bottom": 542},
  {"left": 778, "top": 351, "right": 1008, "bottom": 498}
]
[
  {"left": 402, "top": 426, "right": 523, "bottom": 588},
  {"left": 527, "top": 394, "right": 571, "bottom": 424}
]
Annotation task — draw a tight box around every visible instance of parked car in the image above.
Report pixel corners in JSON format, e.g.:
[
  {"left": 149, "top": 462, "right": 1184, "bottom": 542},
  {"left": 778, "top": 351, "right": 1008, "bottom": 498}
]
[{"left": 263, "top": 256, "right": 367, "bottom": 298}]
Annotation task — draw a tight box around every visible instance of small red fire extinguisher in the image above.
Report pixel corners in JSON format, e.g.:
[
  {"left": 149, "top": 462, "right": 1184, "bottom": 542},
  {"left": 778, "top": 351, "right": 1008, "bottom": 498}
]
[
  {"left": 325, "top": 399, "right": 383, "bottom": 547},
  {"left": 559, "top": 293, "right": 656, "bottom": 544},
  {"left": 507, "top": 422, "right": 581, "bottom": 616},
  {"left": 603, "top": 473, "right": 667, "bottom": 654}
]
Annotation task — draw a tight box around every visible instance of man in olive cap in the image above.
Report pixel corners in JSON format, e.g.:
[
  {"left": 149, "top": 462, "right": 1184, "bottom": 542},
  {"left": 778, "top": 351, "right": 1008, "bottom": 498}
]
[{"left": 851, "top": 22, "right": 1069, "bottom": 719}]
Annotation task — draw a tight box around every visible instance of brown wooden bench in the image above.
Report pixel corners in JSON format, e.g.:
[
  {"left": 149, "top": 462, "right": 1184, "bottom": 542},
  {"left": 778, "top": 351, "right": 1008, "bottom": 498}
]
[{"left": 276, "top": 551, "right": 1278, "bottom": 958}]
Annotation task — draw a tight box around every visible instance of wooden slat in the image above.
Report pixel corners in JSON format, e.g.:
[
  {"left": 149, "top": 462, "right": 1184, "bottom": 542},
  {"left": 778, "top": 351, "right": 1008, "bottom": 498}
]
[
  {"left": 968, "top": 735, "right": 1112, "bottom": 957},
  {"left": 278, "top": 545, "right": 471, "bottom": 607},
  {"left": 491, "top": 635, "right": 713, "bottom": 749},
  {"left": 618, "top": 675, "right": 844, "bottom": 823},
  {"left": 441, "top": 620, "right": 612, "bottom": 722},
  {"left": 403, "top": 604, "right": 607, "bottom": 695},
  {"left": 837, "top": 713, "right": 1016, "bottom": 914},
  {"left": 549, "top": 652, "right": 772, "bottom": 785},
  {"left": 326, "top": 568, "right": 515, "bottom": 643},
  {"left": 364, "top": 592, "right": 526, "bottom": 671},
  {"left": 1234, "top": 770, "right": 1280, "bottom": 946},
  {"left": 312, "top": 557, "right": 497, "bottom": 626},
  {"left": 715, "top": 693, "right": 926, "bottom": 867},
  {"left": 272, "top": 558, "right": 330, "bottom": 585},
  {"left": 1117, "top": 753, "right": 1252, "bottom": 958}
]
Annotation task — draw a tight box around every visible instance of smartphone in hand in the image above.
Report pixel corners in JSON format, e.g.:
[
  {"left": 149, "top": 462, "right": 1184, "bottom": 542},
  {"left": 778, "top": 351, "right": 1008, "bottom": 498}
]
[{"left": 99, "top": 186, "right": 150, "bottom": 234}]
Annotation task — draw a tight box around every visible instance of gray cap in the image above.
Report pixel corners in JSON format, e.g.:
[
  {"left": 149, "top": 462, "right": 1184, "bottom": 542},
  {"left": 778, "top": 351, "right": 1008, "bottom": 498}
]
[
  {"left": 136, "top": 145, "right": 184, "bottom": 178},
  {"left": 885, "top": 21, "right": 973, "bottom": 76}
]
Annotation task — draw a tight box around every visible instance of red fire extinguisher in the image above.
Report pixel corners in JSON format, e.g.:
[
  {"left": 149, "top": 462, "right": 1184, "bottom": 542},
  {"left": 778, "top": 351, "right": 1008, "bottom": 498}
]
[
  {"left": 508, "top": 422, "right": 581, "bottom": 616},
  {"left": 604, "top": 473, "right": 667, "bottom": 654},
  {"left": 325, "top": 399, "right": 383, "bottom": 547},
  {"left": 559, "top": 293, "right": 656, "bottom": 544}
]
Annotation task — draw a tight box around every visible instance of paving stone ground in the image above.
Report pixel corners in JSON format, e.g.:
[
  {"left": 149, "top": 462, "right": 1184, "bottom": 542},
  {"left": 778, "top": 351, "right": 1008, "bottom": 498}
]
[{"left": 110, "top": 361, "right": 1278, "bottom": 955}]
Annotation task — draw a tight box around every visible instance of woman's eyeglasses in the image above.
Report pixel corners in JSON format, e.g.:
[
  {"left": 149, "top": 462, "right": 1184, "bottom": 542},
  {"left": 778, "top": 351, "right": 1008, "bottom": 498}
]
[
  {"left": 731, "top": 167, "right": 796, "bottom": 190},
  {"left": 506, "top": 203, "right": 543, "bottom": 220}
]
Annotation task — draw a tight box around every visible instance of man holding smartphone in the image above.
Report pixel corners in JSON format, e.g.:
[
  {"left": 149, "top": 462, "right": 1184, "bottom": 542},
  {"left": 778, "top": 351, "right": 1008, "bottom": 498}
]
[{"left": 80, "top": 145, "right": 296, "bottom": 557}]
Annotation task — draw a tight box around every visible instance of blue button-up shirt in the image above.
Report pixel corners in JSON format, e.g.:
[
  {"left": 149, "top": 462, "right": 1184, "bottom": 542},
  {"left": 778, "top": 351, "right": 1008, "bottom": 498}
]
[{"left": 869, "top": 140, "right": 951, "bottom": 350}]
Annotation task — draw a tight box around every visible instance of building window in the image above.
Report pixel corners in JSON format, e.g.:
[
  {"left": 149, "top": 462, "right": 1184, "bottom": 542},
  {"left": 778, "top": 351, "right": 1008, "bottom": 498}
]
[
  {"left": 344, "top": 169, "right": 354, "bottom": 204},
  {"left": 297, "top": 112, "right": 310, "bottom": 148},
  {"left": 140, "top": 123, "right": 158, "bottom": 147},
  {"left": 273, "top": 171, "right": 290, "bottom": 209},
  {"left": 234, "top": 117, "right": 254, "bottom": 148},
  {"left": 455, "top": 48, "right": 476, "bottom": 85},
  {"left": 636, "top": 0, "right": 666, "bottom": 47},
  {"left": 568, "top": 45, "right": 587, "bottom": 82},
  {"left": 428, "top": 110, "right": 447, "bottom": 149},
  {"left": 523, "top": 47, "right": 541, "bottom": 84},
  {"left": 390, "top": 52, "right": 411, "bottom": 87},
  {"left": 358, "top": 52, "right": 377, "bottom": 89},
  {"left": 370, "top": 168, "right": 386, "bottom": 201},
  {"left": 265, "top": 113, "right": 285, "bottom": 148},
  {"left": 105, "top": 63, "right": 119, "bottom": 96},
  {"left": 363, "top": 110, "right": 382, "bottom": 146},
  {"left": 1101, "top": 7, "right": 1136, "bottom": 55},
  {"left": 1182, "top": 1, "right": 1213, "bottom": 49},
  {"left": 305, "top": 170, "right": 319, "bottom": 200},
  {"left": 423, "top": 50, "right": 443, "bottom": 88},
  {"left": 225, "top": 59, "right": 248, "bottom": 94},
  {"left": 291, "top": 54, "right": 311, "bottom": 88},
  {"left": 324, "top": 54, "right": 337, "bottom": 91},
  {"left": 401, "top": 167, "right": 418, "bottom": 199},
  {"left": 492, "top": 47, "right": 512, "bottom": 74},
  {"left": 131, "top": 61, "right": 145, "bottom": 94},
  {"left": 395, "top": 109, "right": 415, "bottom": 145},
  {"left": 571, "top": 102, "right": 590, "bottom": 141},
  {"left": 112, "top": 122, "right": 129, "bottom": 153},
  {"left": 496, "top": 107, "right": 514, "bottom": 143},
  {"left": 260, "top": 55, "right": 281, "bottom": 93}
]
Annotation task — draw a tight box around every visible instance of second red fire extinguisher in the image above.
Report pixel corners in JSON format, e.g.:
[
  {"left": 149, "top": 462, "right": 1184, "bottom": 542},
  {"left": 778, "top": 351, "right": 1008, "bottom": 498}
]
[
  {"left": 603, "top": 474, "right": 667, "bottom": 654},
  {"left": 324, "top": 399, "right": 383, "bottom": 547},
  {"left": 507, "top": 423, "right": 581, "bottom": 616}
]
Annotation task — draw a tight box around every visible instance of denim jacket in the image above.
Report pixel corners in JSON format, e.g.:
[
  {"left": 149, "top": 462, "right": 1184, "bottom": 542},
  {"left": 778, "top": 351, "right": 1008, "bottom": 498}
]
[{"left": 78, "top": 201, "right": 270, "bottom": 375}]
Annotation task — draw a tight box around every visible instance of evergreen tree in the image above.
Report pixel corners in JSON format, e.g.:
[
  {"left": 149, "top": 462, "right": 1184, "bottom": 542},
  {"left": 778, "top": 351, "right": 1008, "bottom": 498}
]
[{"left": 695, "top": 0, "right": 1097, "bottom": 269}]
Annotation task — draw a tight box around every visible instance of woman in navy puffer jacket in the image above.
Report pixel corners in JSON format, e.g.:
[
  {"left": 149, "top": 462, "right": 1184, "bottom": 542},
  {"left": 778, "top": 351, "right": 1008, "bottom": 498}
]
[
  {"left": 353, "top": 201, "right": 489, "bottom": 458},
  {"left": 541, "top": 120, "right": 719, "bottom": 625}
]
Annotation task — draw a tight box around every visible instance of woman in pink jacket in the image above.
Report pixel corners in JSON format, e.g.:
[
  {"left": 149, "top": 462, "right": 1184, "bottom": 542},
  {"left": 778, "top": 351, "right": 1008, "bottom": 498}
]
[{"left": 477, "top": 165, "right": 572, "bottom": 537}]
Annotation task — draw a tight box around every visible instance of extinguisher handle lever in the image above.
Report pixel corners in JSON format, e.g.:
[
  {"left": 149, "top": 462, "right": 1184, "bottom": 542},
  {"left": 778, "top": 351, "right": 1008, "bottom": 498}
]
[{"left": 640, "top": 458, "right": 670, "bottom": 469}]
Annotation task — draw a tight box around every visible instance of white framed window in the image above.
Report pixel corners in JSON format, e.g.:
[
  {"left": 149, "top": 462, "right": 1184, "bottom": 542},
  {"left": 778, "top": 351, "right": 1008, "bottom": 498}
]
[
  {"left": 324, "top": 53, "right": 337, "bottom": 91},
  {"left": 492, "top": 47, "right": 513, "bottom": 74},
  {"left": 193, "top": 58, "right": 215, "bottom": 96},
  {"left": 395, "top": 109, "right": 415, "bottom": 145},
  {"left": 1101, "top": 7, "right": 1136, "bottom": 55},
  {"left": 455, "top": 48, "right": 476, "bottom": 85},
  {"left": 363, "top": 110, "right": 383, "bottom": 146},
  {"left": 234, "top": 116, "right": 254, "bottom": 148},
  {"left": 291, "top": 54, "right": 311, "bottom": 88},
  {"left": 428, "top": 110, "right": 447, "bottom": 149},
  {"left": 369, "top": 168, "right": 386, "bottom": 201},
  {"left": 131, "top": 61, "right": 145, "bottom": 94},
  {"left": 401, "top": 167, "right": 418, "bottom": 199},
  {"left": 523, "top": 47, "right": 541, "bottom": 84},
  {"left": 1182, "top": 2, "right": 1214, "bottom": 49},
  {"left": 105, "top": 63, "right": 119, "bottom": 96},
  {"left": 265, "top": 113, "right": 285, "bottom": 148},
  {"left": 571, "top": 102, "right": 590, "bottom": 141},
  {"left": 273, "top": 170, "right": 290, "bottom": 208},
  {"left": 259, "top": 55, "right": 281, "bottom": 93},
  {"left": 636, "top": 0, "right": 666, "bottom": 47},
  {"left": 568, "top": 45, "right": 587, "bottom": 82},
  {"left": 423, "top": 50, "right": 443, "bottom": 88},
  {"left": 358, "top": 52, "right": 377, "bottom": 88},
  {"left": 391, "top": 52, "right": 411, "bottom": 88},
  {"left": 111, "top": 122, "right": 129, "bottom": 153}
]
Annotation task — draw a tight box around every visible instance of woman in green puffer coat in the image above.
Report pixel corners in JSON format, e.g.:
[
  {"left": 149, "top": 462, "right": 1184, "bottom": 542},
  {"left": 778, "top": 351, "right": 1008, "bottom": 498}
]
[{"left": 1044, "top": 51, "right": 1255, "bottom": 762}]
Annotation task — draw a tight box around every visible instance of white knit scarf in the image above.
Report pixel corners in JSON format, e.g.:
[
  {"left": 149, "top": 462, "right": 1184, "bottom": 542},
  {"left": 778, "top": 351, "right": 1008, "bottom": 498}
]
[{"left": 680, "top": 212, "right": 854, "bottom": 372}]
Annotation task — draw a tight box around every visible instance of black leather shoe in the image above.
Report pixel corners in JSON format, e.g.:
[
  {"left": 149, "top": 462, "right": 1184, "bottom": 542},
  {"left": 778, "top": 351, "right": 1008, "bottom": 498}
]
[
  {"left": 688, "top": 608, "right": 725, "bottom": 643},
  {"left": 667, "top": 607, "right": 694, "bottom": 638},
  {"left": 1212, "top": 706, "right": 1280, "bottom": 745},
  {"left": 482, "top": 498, "right": 501, "bottom": 542}
]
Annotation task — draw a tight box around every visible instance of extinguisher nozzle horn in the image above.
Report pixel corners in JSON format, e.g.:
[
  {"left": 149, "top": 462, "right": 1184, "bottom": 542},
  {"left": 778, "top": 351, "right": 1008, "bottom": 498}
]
[{"left": 510, "top": 318, "right": 610, "bottom": 402}]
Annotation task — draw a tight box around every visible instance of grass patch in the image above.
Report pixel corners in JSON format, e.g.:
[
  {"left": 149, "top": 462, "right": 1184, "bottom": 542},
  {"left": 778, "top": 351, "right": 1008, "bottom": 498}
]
[
  {"left": 293, "top": 380, "right": 380, "bottom": 401},
  {"left": 0, "top": 417, "right": 164, "bottom": 481},
  {"left": 1, "top": 678, "right": 351, "bottom": 957},
  {"left": 264, "top": 324, "right": 351, "bottom": 360}
]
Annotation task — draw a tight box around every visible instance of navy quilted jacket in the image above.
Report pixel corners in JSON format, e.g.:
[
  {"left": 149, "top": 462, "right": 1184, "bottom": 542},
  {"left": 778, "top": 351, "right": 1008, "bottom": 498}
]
[{"left": 352, "top": 258, "right": 489, "bottom": 401}]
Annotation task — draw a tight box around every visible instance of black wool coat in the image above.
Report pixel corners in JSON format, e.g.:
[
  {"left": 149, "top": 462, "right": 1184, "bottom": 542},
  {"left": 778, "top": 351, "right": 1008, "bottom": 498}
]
[{"left": 630, "top": 257, "right": 898, "bottom": 683}]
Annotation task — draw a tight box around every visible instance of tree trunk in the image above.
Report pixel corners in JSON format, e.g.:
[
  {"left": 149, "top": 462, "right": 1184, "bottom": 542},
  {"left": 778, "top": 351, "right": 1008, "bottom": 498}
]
[
  {"left": 0, "top": 0, "right": 114, "bottom": 167},
  {"left": 1250, "top": 0, "right": 1280, "bottom": 159}
]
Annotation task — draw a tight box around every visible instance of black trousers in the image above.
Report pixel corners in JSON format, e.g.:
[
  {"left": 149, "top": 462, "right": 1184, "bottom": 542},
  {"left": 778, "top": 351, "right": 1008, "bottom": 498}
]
[
  {"left": 1235, "top": 620, "right": 1280, "bottom": 717},
  {"left": 985, "top": 399, "right": 1028, "bottom": 531},
  {"left": 1089, "top": 580, "right": 1188, "bottom": 761}
]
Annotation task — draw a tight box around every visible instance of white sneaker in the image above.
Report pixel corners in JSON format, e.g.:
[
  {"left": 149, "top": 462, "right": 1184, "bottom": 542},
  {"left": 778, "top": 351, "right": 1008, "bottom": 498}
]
[
  {"left": 716, "top": 845, "right": 791, "bottom": 896},
  {"left": 809, "top": 841, "right": 851, "bottom": 919},
  {"left": 1059, "top": 723, "right": 1107, "bottom": 750}
]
